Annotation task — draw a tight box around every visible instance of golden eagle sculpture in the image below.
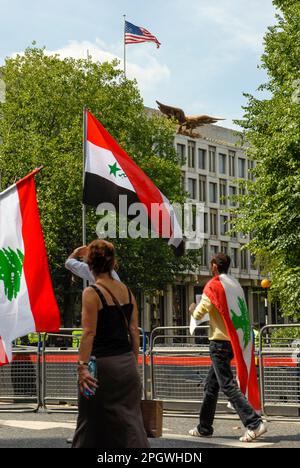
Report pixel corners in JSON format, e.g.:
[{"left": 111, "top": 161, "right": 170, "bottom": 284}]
[{"left": 156, "top": 101, "right": 224, "bottom": 137}]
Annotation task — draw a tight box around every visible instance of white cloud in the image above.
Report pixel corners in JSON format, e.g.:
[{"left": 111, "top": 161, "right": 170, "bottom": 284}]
[
  {"left": 177, "top": 0, "right": 275, "bottom": 54},
  {"left": 44, "top": 39, "right": 170, "bottom": 95}
]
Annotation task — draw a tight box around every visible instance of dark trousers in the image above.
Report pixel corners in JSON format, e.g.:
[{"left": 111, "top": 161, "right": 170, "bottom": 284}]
[{"left": 198, "top": 340, "right": 261, "bottom": 436}]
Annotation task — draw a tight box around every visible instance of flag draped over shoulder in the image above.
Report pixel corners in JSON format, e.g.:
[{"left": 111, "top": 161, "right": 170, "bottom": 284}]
[
  {"left": 125, "top": 20, "right": 161, "bottom": 48},
  {"left": 83, "top": 110, "right": 183, "bottom": 253},
  {"left": 0, "top": 169, "right": 60, "bottom": 366},
  {"left": 204, "top": 274, "right": 261, "bottom": 411}
]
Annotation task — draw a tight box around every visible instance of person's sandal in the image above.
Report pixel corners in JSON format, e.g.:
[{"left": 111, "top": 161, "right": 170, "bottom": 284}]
[
  {"left": 188, "top": 427, "right": 212, "bottom": 438},
  {"left": 239, "top": 422, "right": 267, "bottom": 442}
]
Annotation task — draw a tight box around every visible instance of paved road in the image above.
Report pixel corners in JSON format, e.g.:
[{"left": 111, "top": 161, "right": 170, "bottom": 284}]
[{"left": 0, "top": 412, "right": 299, "bottom": 448}]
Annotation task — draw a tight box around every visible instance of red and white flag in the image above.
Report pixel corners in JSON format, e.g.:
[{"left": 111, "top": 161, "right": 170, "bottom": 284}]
[
  {"left": 83, "top": 110, "right": 183, "bottom": 254},
  {"left": 125, "top": 21, "right": 161, "bottom": 48},
  {"left": 0, "top": 169, "right": 60, "bottom": 365},
  {"left": 204, "top": 274, "right": 261, "bottom": 411}
]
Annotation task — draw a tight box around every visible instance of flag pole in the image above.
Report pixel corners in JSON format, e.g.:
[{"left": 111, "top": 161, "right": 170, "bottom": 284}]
[
  {"left": 82, "top": 107, "right": 87, "bottom": 289},
  {"left": 123, "top": 14, "right": 126, "bottom": 77}
]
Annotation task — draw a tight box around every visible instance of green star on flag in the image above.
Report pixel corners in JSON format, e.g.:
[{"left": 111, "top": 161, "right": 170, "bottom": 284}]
[{"left": 108, "top": 162, "right": 121, "bottom": 177}]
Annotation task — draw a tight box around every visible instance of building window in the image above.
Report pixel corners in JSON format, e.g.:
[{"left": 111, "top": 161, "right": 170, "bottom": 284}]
[
  {"left": 239, "top": 186, "right": 246, "bottom": 196},
  {"left": 201, "top": 212, "right": 208, "bottom": 234},
  {"left": 177, "top": 143, "right": 186, "bottom": 165},
  {"left": 229, "top": 150, "right": 236, "bottom": 177},
  {"left": 229, "top": 215, "right": 237, "bottom": 239},
  {"left": 221, "top": 242, "right": 228, "bottom": 255},
  {"left": 198, "top": 148, "right": 206, "bottom": 170},
  {"left": 248, "top": 160, "right": 255, "bottom": 180},
  {"left": 250, "top": 253, "right": 256, "bottom": 269},
  {"left": 210, "top": 244, "right": 219, "bottom": 259},
  {"left": 219, "top": 179, "right": 227, "bottom": 206},
  {"left": 200, "top": 240, "right": 208, "bottom": 267},
  {"left": 219, "top": 153, "right": 226, "bottom": 174},
  {"left": 231, "top": 248, "right": 239, "bottom": 268},
  {"left": 188, "top": 140, "right": 195, "bottom": 168},
  {"left": 188, "top": 178, "right": 196, "bottom": 199},
  {"left": 199, "top": 175, "right": 206, "bottom": 202},
  {"left": 172, "top": 285, "right": 186, "bottom": 328},
  {"left": 238, "top": 158, "right": 246, "bottom": 179},
  {"left": 192, "top": 205, "right": 197, "bottom": 231},
  {"left": 229, "top": 186, "right": 237, "bottom": 206},
  {"left": 209, "top": 182, "right": 217, "bottom": 203},
  {"left": 181, "top": 172, "right": 185, "bottom": 189},
  {"left": 209, "top": 146, "right": 216, "bottom": 172},
  {"left": 210, "top": 209, "right": 218, "bottom": 236},
  {"left": 241, "top": 250, "right": 248, "bottom": 270},
  {"left": 220, "top": 215, "right": 228, "bottom": 236}
]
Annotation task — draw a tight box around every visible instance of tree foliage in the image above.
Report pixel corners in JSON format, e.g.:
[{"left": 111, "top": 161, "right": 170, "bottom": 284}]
[
  {"left": 233, "top": 0, "right": 300, "bottom": 318},
  {"left": 0, "top": 46, "right": 199, "bottom": 325}
]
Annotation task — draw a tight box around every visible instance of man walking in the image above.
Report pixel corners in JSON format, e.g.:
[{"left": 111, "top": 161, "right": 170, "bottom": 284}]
[{"left": 189, "top": 253, "right": 267, "bottom": 442}]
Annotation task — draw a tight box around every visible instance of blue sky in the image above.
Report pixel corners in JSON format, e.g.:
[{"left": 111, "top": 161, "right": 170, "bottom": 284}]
[{"left": 0, "top": 0, "right": 277, "bottom": 128}]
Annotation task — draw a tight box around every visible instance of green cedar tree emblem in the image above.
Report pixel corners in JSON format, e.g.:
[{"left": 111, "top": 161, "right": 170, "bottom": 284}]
[
  {"left": 230, "top": 297, "right": 251, "bottom": 349},
  {"left": 0, "top": 247, "right": 24, "bottom": 301}
]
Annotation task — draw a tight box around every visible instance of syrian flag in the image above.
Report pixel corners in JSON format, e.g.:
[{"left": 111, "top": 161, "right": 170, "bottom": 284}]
[
  {"left": 0, "top": 169, "right": 60, "bottom": 366},
  {"left": 204, "top": 274, "right": 261, "bottom": 412},
  {"left": 83, "top": 110, "right": 184, "bottom": 254}
]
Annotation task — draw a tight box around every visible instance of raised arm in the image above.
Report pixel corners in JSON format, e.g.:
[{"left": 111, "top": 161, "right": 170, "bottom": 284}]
[
  {"left": 65, "top": 257, "right": 94, "bottom": 282},
  {"left": 65, "top": 246, "right": 94, "bottom": 282},
  {"left": 65, "top": 246, "right": 120, "bottom": 283}
]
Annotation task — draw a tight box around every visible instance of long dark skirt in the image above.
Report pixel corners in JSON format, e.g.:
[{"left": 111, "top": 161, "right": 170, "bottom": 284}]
[{"left": 72, "top": 352, "right": 149, "bottom": 448}]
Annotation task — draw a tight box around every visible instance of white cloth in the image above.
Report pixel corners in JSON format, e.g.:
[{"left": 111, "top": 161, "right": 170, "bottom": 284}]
[
  {"left": 189, "top": 294, "right": 209, "bottom": 335},
  {"left": 189, "top": 313, "right": 209, "bottom": 335},
  {"left": 65, "top": 258, "right": 120, "bottom": 283}
]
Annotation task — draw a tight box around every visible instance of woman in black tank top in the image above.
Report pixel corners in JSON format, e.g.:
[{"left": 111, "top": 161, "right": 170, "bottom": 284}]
[{"left": 72, "top": 239, "right": 149, "bottom": 449}]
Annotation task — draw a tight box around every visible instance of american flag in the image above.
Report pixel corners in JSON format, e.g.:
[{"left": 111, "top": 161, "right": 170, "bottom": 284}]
[{"left": 125, "top": 21, "right": 161, "bottom": 48}]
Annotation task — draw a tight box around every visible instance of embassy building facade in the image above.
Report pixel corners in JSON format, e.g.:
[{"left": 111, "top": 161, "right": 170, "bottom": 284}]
[{"left": 141, "top": 121, "right": 282, "bottom": 334}]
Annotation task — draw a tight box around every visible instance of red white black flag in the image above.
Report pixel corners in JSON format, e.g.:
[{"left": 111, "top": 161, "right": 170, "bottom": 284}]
[{"left": 83, "top": 110, "right": 184, "bottom": 254}]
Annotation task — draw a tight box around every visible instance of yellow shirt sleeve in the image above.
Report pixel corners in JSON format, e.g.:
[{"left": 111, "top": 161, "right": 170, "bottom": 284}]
[{"left": 192, "top": 294, "right": 214, "bottom": 321}]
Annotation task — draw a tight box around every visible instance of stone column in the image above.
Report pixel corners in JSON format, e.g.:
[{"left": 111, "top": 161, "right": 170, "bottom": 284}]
[
  {"left": 165, "top": 284, "right": 173, "bottom": 327},
  {"left": 248, "top": 287, "right": 255, "bottom": 324},
  {"left": 142, "top": 294, "right": 151, "bottom": 334}
]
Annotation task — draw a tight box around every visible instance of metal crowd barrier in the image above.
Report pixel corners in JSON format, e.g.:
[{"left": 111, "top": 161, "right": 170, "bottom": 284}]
[
  {"left": 41, "top": 329, "right": 79, "bottom": 412},
  {"left": 150, "top": 326, "right": 222, "bottom": 404},
  {"left": 150, "top": 324, "right": 300, "bottom": 418},
  {"left": 259, "top": 324, "right": 300, "bottom": 416},
  {"left": 41, "top": 327, "right": 147, "bottom": 412},
  {"left": 149, "top": 326, "right": 237, "bottom": 407},
  {"left": 0, "top": 336, "right": 42, "bottom": 413},
  {"left": 1, "top": 325, "right": 299, "bottom": 418}
]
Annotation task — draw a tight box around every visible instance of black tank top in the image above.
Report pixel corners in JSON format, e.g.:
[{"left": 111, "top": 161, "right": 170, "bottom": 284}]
[{"left": 90, "top": 285, "right": 133, "bottom": 358}]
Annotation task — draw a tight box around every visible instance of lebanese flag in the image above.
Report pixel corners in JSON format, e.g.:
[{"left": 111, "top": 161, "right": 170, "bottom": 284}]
[
  {"left": 204, "top": 274, "right": 261, "bottom": 412},
  {"left": 83, "top": 110, "right": 183, "bottom": 253},
  {"left": 0, "top": 169, "right": 60, "bottom": 366}
]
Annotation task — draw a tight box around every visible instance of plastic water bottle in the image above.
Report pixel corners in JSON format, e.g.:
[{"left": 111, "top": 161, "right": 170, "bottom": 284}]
[{"left": 84, "top": 356, "right": 97, "bottom": 398}]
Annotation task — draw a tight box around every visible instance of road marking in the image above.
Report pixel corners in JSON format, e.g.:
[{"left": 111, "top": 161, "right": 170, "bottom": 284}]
[
  {"left": 163, "top": 433, "right": 274, "bottom": 448},
  {"left": 0, "top": 421, "right": 275, "bottom": 447},
  {"left": 0, "top": 420, "right": 76, "bottom": 431}
]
